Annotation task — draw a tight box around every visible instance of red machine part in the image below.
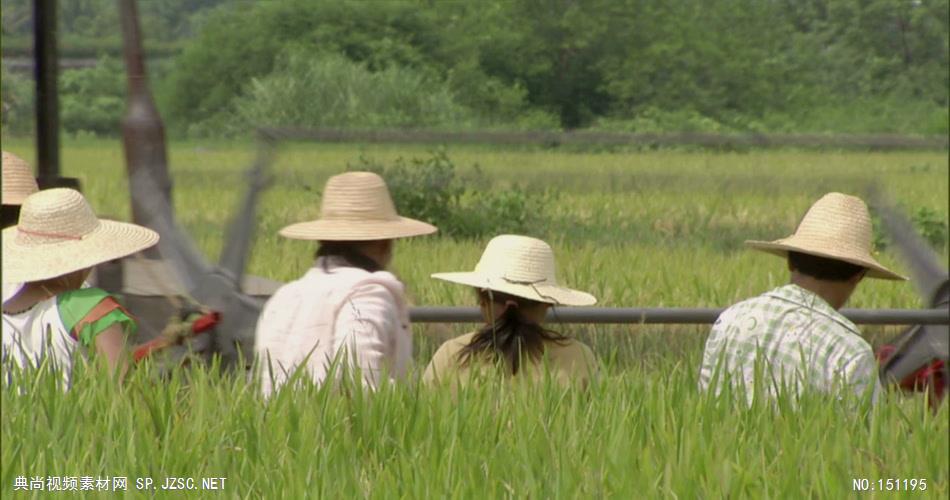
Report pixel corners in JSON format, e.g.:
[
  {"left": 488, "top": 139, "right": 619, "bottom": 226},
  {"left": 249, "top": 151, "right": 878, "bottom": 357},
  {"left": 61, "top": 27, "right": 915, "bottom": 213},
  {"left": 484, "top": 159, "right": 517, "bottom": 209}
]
[
  {"left": 876, "top": 344, "right": 946, "bottom": 408},
  {"left": 132, "top": 311, "right": 220, "bottom": 362}
]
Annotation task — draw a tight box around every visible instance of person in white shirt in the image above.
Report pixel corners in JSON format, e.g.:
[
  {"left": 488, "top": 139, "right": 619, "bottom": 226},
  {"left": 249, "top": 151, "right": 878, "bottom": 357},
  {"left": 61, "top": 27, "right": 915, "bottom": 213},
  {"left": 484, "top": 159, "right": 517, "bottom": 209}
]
[{"left": 254, "top": 172, "right": 437, "bottom": 395}]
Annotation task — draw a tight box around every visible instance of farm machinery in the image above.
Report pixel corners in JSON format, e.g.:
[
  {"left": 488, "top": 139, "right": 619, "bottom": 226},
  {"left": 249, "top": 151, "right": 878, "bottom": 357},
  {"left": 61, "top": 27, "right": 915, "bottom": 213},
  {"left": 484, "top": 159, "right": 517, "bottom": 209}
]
[{"left": 872, "top": 191, "right": 949, "bottom": 406}]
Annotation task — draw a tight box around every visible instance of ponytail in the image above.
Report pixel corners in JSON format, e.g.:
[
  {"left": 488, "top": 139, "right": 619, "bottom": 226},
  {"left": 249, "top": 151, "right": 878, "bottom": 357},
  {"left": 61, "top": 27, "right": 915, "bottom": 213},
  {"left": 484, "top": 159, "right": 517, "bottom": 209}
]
[{"left": 458, "top": 291, "right": 568, "bottom": 375}]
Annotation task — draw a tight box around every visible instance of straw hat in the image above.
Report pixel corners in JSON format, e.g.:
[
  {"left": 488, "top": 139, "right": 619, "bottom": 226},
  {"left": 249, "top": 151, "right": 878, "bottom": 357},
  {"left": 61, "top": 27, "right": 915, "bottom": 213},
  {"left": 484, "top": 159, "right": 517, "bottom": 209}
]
[
  {"left": 745, "top": 192, "right": 905, "bottom": 280},
  {"left": 432, "top": 235, "right": 597, "bottom": 306},
  {"left": 2, "top": 151, "right": 39, "bottom": 206},
  {"left": 279, "top": 171, "right": 437, "bottom": 241},
  {"left": 2, "top": 188, "right": 159, "bottom": 283}
]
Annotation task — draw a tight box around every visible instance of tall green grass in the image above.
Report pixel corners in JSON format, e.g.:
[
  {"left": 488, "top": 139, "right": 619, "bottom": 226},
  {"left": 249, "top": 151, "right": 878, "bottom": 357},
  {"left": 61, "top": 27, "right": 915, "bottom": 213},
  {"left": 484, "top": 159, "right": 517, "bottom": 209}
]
[{"left": 3, "top": 358, "right": 947, "bottom": 498}]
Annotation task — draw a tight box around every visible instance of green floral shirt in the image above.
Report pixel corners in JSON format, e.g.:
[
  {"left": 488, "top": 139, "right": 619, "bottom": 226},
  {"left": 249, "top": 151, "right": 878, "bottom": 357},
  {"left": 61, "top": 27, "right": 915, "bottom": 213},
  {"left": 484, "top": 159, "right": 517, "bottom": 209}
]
[{"left": 699, "top": 284, "right": 881, "bottom": 404}]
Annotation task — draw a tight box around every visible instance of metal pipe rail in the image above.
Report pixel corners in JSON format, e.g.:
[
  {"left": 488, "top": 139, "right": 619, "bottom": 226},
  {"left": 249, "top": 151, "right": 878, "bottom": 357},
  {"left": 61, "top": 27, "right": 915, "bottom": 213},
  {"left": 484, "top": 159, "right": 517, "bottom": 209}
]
[
  {"left": 409, "top": 307, "right": 950, "bottom": 325},
  {"left": 258, "top": 127, "right": 949, "bottom": 151}
]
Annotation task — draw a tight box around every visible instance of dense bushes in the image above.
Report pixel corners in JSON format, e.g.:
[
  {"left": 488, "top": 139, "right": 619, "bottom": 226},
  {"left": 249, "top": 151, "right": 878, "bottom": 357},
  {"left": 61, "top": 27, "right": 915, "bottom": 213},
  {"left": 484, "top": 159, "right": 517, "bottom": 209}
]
[
  {"left": 153, "top": 0, "right": 947, "bottom": 136},
  {"left": 59, "top": 57, "right": 125, "bottom": 136},
  {"left": 0, "top": 65, "right": 32, "bottom": 135},
  {"left": 1, "top": 57, "right": 126, "bottom": 137},
  {"left": 204, "top": 52, "right": 479, "bottom": 137},
  {"left": 2, "top": 0, "right": 947, "bottom": 136},
  {"left": 158, "top": 1, "right": 553, "bottom": 136},
  {"left": 345, "top": 150, "right": 553, "bottom": 239}
]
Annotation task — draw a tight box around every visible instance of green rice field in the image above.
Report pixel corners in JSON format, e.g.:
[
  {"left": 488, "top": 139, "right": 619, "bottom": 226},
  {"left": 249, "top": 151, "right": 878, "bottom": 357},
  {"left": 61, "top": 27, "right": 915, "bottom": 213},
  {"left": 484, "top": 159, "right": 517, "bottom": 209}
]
[{"left": 2, "top": 138, "right": 948, "bottom": 497}]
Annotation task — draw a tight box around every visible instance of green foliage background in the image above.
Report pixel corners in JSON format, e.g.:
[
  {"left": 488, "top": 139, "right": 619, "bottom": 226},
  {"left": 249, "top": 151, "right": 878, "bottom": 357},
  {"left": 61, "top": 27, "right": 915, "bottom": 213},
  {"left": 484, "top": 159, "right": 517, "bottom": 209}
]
[{"left": 2, "top": 0, "right": 947, "bottom": 136}]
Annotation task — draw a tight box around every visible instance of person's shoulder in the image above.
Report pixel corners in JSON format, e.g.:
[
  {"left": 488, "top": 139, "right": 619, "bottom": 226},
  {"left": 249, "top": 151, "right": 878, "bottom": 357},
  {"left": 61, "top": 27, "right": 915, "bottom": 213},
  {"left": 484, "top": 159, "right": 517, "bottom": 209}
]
[
  {"left": 317, "top": 267, "right": 405, "bottom": 301},
  {"left": 546, "top": 337, "right": 597, "bottom": 366},
  {"left": 357, "top": 271, "right": 405, "bottom": 294},
  {"left": 58, "top": 287, "right": 112, "bottom": 303},
  {"left": 823, "top": 317, "right": 871, "bottom": 353},
  {"left": 714, "top": 292, "right": 768, "bottom": 325},
  {"left": 56, "top": 287, "right": 135, "bottom": 343},
  {"left": 430, "top": 331, "right": 476, "bottom": 361},
  {"left": 438, "top": 331, "right": 478, "bottom": 351},
  {"left": 262, "top": 278, "right": 306, "bottom": 308},
  {"left": 314, "top": 263, "right": 400, "bottom": 283},
  {"left": 56, "top": 287, "right": 116, "bottom": 317},
  {"left": 549, "top": 336, "right": 591, "bottom": 354},
  {"left": 730, "top": 289, "right": 776, "bottom": 311},
  {"left": 424, "top": 331, "right": 477, "bottom": 383}
]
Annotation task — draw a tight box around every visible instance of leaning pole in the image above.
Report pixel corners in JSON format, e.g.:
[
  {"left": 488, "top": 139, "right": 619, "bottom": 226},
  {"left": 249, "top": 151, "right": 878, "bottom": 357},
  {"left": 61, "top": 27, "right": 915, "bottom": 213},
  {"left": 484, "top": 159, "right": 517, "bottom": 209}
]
[{"left": 118, "top": 0, "right": 173, "bottom": 254}]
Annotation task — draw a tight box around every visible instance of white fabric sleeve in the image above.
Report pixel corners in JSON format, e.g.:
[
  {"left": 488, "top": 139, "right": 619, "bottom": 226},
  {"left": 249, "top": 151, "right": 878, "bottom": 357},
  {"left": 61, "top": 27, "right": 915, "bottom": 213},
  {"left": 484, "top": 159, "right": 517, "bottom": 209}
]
[{"left": 334, "top": 283, "right": 401, "bottom": 389}]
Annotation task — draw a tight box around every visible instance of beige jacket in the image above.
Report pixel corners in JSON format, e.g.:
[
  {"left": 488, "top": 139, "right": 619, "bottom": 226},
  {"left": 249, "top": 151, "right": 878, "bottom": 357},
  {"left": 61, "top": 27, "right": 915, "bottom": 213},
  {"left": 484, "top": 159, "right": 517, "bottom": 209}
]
[
  {"left": 422, "top": 331, "right": 598, "bottom": 388},
  {"left": 254, "top": 258, "right": 412, "bottom": 395}
]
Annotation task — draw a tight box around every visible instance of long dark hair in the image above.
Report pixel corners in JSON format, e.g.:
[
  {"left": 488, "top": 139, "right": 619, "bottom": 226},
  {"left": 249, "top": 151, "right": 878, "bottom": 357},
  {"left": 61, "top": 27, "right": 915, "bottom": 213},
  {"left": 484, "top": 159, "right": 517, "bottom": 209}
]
[
  {"left": 315, "top": 241, "right": 383, "bottom": 273},
  {"left": 458, "top": 290, "right": 569, "bottom": 375}
]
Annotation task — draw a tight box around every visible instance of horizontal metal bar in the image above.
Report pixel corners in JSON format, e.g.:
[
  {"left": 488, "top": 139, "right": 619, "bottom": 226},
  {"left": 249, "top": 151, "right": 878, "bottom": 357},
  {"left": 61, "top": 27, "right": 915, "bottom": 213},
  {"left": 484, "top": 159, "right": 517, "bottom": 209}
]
[
  {"left": 258, "top": 127, "right": 949, "bottom": 150},
  {"left": 410, "top": 307, "right": 950, "bottom": 325}
]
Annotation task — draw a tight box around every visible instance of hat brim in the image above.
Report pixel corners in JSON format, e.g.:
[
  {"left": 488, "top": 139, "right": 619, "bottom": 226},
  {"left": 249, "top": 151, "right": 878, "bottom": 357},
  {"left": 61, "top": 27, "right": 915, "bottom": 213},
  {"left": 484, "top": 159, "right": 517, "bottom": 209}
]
[
  {"left": 279, "top": 217, "right": 437, "bottom": 241},
  {"left": 2, "top": 282, "right": 23, "bottom": 303},
  {"left": 431, "top": 272, "right": 597, "bottom": 306},
  {"left": 745, "top": 238, "right": 906, "bottom": 281},
  {"left": 2, "top": 220, "right": 159, "bottom": 283}
]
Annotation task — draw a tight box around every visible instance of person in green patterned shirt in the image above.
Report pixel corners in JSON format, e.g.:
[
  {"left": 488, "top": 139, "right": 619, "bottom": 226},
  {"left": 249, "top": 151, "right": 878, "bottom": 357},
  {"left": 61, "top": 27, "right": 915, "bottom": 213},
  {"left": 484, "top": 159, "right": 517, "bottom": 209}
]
[
  {"left": 2, "top": 189, "right": 159, "bottom": 386},
  {"left": 699, "top": 192, "right": 906, "bottom": 404}
]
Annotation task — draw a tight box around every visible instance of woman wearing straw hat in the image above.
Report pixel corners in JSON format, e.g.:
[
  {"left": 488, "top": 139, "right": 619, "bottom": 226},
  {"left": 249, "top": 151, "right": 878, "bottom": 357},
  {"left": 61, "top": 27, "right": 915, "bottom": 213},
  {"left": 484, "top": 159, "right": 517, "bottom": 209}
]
[
  {"left": 2, "top": 188, "right": 159, "bottom": 383},
  {"left": 2, "top": 151, "right": 41, "bottom": 304},
  {"left": 698, "top": 192, "right": 905, "bottom": 405},
  {"left": 255, "top": 171, "right": 436, "bottom": 395},
  {"left": 423, "top": 235, "right": 599, "bottom": 387}
]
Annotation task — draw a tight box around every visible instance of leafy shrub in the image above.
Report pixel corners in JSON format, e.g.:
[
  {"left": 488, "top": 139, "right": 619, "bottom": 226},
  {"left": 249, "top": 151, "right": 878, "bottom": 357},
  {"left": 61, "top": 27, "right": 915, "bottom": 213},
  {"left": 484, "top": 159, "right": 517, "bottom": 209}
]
[
  {"left": 162, "top": 0, "right": 532, "bottom": 135},
  {"left": 59, "top": 57, "right": 125, "bottom": 136},
  {"left": 459, "top": 187, "right": 556, "bottom": 237},
  {"left": 3, "top": 57, "right": 127, "bottom": 137},
  {"left": 872, "top": 205, "right": 948, "bottom": 252},
  {"left": 345, "top": 150, "right": 552, "bottom": 239},
  {"left": 222, "top": 51, "right": 478, "bottom": 136},
  {"left": 1, "top": 65, "right": 34, "bottom": 135},
  {"left": 912, "top": 207, "right": 948, "bottom": 250}
]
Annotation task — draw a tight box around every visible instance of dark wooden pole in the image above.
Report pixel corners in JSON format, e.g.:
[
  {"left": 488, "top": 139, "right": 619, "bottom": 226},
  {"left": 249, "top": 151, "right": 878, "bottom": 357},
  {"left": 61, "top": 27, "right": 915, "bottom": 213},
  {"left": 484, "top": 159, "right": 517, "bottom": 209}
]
[
  {"left": 33, "top": 0, "right": 59, "bottom": 185},
  {"left": 118, "top": 0, "right": 173, "bottom": 232}
]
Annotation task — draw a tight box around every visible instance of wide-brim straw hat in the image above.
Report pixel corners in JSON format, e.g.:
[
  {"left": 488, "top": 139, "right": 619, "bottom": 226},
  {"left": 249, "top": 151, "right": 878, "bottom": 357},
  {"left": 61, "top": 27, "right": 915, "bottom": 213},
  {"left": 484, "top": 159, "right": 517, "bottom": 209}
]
[
  {"left": 745, "top": 192, "right": 905, "bottom": 280},
  {"left": 432, "top": 234, "right": 597, "bottom": 306},
  {"left": 2, "top": 188, "right": 159, "bottom": 283},
  {"left": 2, "top": 151, "right": 39, "bottom": 206},
  {"left": 279, "top": 171, "right": 437, "bottom": 241}
]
